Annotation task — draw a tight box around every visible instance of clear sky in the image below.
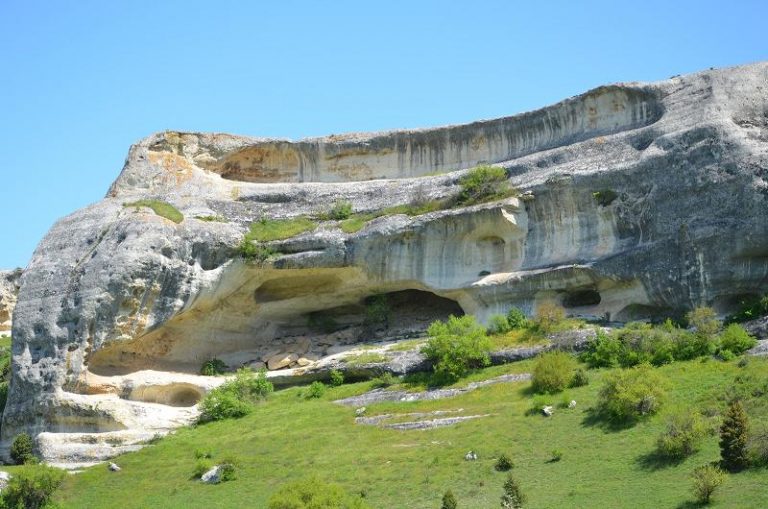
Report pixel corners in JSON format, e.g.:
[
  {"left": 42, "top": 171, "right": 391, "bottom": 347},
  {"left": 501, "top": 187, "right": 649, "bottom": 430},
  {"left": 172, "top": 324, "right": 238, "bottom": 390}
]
[{"left": 1, "top": 0, "right": 766, "bottom": 269}]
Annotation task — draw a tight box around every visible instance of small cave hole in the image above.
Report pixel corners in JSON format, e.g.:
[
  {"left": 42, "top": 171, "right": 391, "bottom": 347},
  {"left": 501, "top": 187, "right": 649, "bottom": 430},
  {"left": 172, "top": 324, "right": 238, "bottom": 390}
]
[{"left": 562, "top": 289, "right": 602, "bottom": 308}]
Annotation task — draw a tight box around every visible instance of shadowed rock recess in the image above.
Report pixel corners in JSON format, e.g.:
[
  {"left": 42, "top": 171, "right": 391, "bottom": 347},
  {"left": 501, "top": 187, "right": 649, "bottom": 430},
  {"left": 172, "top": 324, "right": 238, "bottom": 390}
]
[{"left": 4, "top": 62, "right": 768, "bottom": 467}]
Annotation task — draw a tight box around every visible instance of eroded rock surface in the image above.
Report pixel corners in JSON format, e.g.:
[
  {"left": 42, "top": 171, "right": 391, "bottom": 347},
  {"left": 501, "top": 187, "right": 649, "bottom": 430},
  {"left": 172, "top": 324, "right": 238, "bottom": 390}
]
[
  {"left": 4, "top": 62, "right": 768, "bottom": 465},
  {"left": 0, "top": 269, "right": 21, "bottom": 333}
]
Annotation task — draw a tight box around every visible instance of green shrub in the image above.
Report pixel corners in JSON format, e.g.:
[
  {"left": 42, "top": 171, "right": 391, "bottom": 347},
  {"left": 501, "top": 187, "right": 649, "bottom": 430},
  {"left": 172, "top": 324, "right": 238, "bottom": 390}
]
[
  {"left": 500, "top": 474, "right": 526, "bottom": 508},
  {"left": 673, "top": 330, "right": 716, "bottom": 360},
  {"left": 11, "top": 432, "right": 35, "bottom": 465},
  {"left": 580, "top": 331, "right": 622, "bottom": 368},
  {"left": 686, "top": 307, "right": 720, "bottom": 338},
  {"left": 0, "top": 381, "right": 8, "bottom": 417},
  {"left": 506, "top": 307, "right": 528, "bottom": 329},
  {"left": 423, "top": 315, "right": 492, "bottom": 382},
  {"left": 199, "top": 369, "right": 273, "bottom": 422},
  {"left": 531, "top": 351, "right": 576, "bottom": 394},
  {"left": 267, "top": 475, "right": 371, "bottom": 509},
  {"left": 328, "top": 200, "right": 353, "bottom": 220},
  {"left": 192, "top": 459, "right": 213, "bottom": 479},
  {"left": 238, "top": 238, "right": 277, "bottom": 262},
  {"left": 719, "top": 400, "right": 749, "bottom": 471},
  {"left": 370, "top": 372, "right": 398, "bottom": 388},
  {"left": 691, "top": 464, "right": 726, "bottom": 505},
  {"left": 218, "top": 460, "right": 237, "bottom": 482},
  {"left": 656, "top": 411, "right": 707, "bottom": 459},
  {"left": 596, "top": 364, "right": 666, "bottom": 423},
  {"left": 441, "top": 490, "right": 458, "bottom": 509},
  {"left": 487, "top": 314, "right": 512, "bottom": 335},
  {"left": 533, "top": 302, "right": 566, "bottom": 334},
  {"left": 457, "top": 165, "right": 514, "bottom": 206},
  {"left": 363, "top": 294, "right": 391, "bottom": 330},
  {"left": 747, "top": 425, "right": 768, "bottom": 467},
  {"left": 726, "top": 294, "right": 768, "bottom": 323},
  {"left": 549, "top": 449, "right": 563, "bottom": 462},
  {"left": 200, "top": 358, "right": 227, "bottom": 376},
  {"left": 124, "top": 199, "right": 184, "bottom": 223},
  {"left": 592, "top": 189, "right": 618, "bottom": 207},
  {"left": 570, "top": 368, "right": 589, "bottom": 388},
  {"left": 329, "top": 369, "right": 344, "bottom": 387},
  {"left": 305, "top": 381, "right": 326, "bottom": 399},
  {"left": 0, "top": 464, "right": 65, "bottom": 509},
  {"left": 495, "top": 453, "right": 514, "bottom": 472},
  {"left": 718, "top": 324, "right": 757, "bottom": 356}
]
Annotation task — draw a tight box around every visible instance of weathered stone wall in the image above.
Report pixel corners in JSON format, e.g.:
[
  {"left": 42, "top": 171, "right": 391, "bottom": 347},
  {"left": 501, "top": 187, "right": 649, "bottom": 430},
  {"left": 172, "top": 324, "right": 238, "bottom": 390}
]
[{"left": 0, "top": 269, "right": 21, "bottom": 333}]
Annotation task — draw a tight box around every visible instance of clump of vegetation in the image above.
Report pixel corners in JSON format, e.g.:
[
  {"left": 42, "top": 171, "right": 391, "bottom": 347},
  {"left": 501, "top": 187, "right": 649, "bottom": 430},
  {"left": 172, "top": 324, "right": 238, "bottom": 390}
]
[
  {"left": 305, "top": 381, "right": 327, "bottom": 399},
  {"left": 549, "top": 449, "right": 563, "bottom": 462},
  {"left": 327, "top": 200, "right": 353, "bottom": 220},
  {"left": 370, "top": 372, "right": 398, "bottom": 388},
  {"left": 199, "top": 368, "right": 273, "bottom": 422},
  {"left": 531, "top": 351, "right": 576, "bottom": 394},
  {"left": 441, "top": 490, "right": 458, "bottom": 509},
  {"left": 423, "top": 315, "right": 492, "bottom": 382},
  {"left": 363, "top": 294, "right": 391, "bottom": 331},
  {"left": 500, "top": 474, "right": 526, "bottom": 508},
  {"left": 691, "top": 464, "right": 726, "bottom": 505},
  {"left": 344, "top": 352, "right": 389, "bottom": 367},
  {"left": 570, "top": 368, "right": 589, "bottom": 388},
  {"left": 487, "top": 314, "right": 512, "bottom": 335},
  {"left": 329, "top": 369, "right": 344, "bottom": 387},
  {"left": 719, "top": 399, "right": 750, "bottom": 471},
  {"left": 656, "top": 410, "right": 708, "bottom": 460},
  {"left": 686, "top": 306, "right": 720, "bottom": 338},
  {"left": 456, "top": 165, "right": 516, "bottom": 206},
  {"left": 195, "top": 215, "right": 228, "bottom": 223},
  {"left": 718, "top": 323, "right": 757, "bottom": 357},
  {"left": 725, "top": 294, "right": 768, "bottom": 323},
  {"left": 506, "top": 307, "right": 529, "bottom": 330},
  {"left": 11, "top": 432, "right": 35, "bottom": 465},
  {"left": 338, "top": 200, "right": 445, "bottom": 234},
  {"left": 238, "top": 238, "right": 277, "bottom": 263},
  {"left": 200, "top": 358, "right": 227, "bottom": 376},
  {"left": 245, "top": 217, "right": 317, "bottom": 242},
  {"left": 495, "top": 453, "right": 514, "bottom": 472},
  {"left": 592, "top": 189, "right": 618, "bottom": 207},
  {"left": 124, "top": 199, "right": 184, "bottom": 223},
  {"left": 596, "top": 364, "right": 666, "bottom": 423},
  {"left": 0, "top": 464, "right": 65, "bottom": 509},
  {"left": 267, "top": 476, "right": 371, "bottom": 509},
  {"left": 533, "top": 302, "right": 566, "bottom": 334}
]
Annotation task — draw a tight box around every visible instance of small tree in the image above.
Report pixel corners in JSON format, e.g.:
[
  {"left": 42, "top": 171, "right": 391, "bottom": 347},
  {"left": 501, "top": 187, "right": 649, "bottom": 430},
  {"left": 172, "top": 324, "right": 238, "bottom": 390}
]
[
  {"left": 10, "top": 432, "right": 35, "bottom": 465},
  {"left": 596, "top": 364, "right": 666, "bottom": 423},
  {"left": 686, "top": 307, "right": 720, "bottom": 338},
  {"left": 506, "top": 307, "right": 528, "bottom": 329},
  {"left": 441, "top": 489, "right": 458, "bottom": 509},
  {"left": 534, "top": 302, "right": 566, "bottom": 333},
  {"left": 656, "top": 411, "right": 707, "bottom": 459},
  {"left": 691, "top": 465, "right": 726, "bottom": 505},
  {"left": 500, "top": 474, "right": 525, "bottom": 508},
  {"left": 719, "top": 400, "right": 750, "bottom": 471},
  {"left": 423, "top": 315, "right": 492, "bottom": 382},
  {"left": 531, "top": 351, "right": 576, "bottom": 394}
]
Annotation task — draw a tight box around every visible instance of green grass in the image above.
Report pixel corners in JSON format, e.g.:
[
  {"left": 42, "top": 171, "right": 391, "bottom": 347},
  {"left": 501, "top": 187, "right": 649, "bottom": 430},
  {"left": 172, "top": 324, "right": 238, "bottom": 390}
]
[
  {"left": 339, "top": 201, "right": 446, "bottom": 233},
  {"left": 245, "top": 217, "right": 316, "bottom": 242},
  {"left": 195, "top": 215, "right": 228, "bottom": 223},
  {"left": 53, "top": 357, "right": 768, "bottom": 508},
  {"left": 387, "top": 339, "right": 425, "bottom": 352},
  {"left": 124, "top": 200, "right": 184, "bottom": 223},
  {"left": 343, "top": 352, "right": 390, "bottom": 366}
]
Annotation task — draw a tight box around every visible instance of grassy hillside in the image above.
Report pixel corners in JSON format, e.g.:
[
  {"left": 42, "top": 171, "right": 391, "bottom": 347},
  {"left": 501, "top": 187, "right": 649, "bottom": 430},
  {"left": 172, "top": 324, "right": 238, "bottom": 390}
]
[{"left": 54, "top": 357, "right": 768, "bottom": 508}]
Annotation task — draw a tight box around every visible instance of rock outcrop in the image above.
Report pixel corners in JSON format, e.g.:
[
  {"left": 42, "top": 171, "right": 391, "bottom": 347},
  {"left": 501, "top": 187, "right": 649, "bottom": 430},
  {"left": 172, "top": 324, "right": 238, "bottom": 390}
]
[
  {"left": 4, "top": 62, "right": 768, "bottom": 465},
  {"left": 0, "top": 270, "right": 21, "bottom": 334}
]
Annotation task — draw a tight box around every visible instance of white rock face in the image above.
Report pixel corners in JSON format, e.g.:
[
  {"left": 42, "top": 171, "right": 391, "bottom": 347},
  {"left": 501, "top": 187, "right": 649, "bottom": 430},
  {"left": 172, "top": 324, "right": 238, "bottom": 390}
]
[
  {"left": 4, "top": 62, "right": 768, "bottom": 466},
  {"left": 0, "top": 270, "right": 21, "bottom": 333}
]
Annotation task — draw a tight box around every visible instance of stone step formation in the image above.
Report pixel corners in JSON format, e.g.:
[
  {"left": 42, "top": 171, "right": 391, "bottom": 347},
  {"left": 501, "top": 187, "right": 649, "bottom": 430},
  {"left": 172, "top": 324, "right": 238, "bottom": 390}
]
[{"left": 3, "top": 61, "right": 768, "bottom": 467}]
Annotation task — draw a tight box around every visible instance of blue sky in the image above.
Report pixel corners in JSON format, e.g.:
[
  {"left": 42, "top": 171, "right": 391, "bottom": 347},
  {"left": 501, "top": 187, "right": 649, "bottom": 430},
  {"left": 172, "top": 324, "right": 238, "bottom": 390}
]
[{"left": 1, "top": 0, "right": 766, "bottom": 268}]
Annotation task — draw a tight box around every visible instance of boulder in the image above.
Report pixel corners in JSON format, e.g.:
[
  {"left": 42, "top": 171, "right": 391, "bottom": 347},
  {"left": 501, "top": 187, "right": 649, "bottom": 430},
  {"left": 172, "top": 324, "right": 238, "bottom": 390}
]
[
  {"left": 464, "top": 451, "right": 478, "bottom": 461},
  {"left": 568, "top": 400, "right": 577, "bottom": 409},
  {"left": 0, "top": 471, "right": 11, "bottom": 491},
  {"left": 267, "top": 353, "right": 298, "bottom": 370},
  {"left": 200, "top": 466, "right": 221, "bottom": 484},
  {"left": 108, "top": 462, "right": 121, "bottom": 472},
  {"left": 542, "top": 406, "right": 554, "bottom": 417}
]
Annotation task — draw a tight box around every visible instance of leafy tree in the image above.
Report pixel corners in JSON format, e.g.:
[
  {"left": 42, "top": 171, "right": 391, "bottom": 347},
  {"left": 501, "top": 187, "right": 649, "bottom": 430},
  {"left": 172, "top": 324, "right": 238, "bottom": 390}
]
[
  {"left": 423, "top": 315, "right": 492, "bottom": 382},
  {"left": 719, "top": 400, "right": 750, "bottom": 471},
  {"left": 691, "top": 465, "right": 726, "bottom": 505},
  {"left": 533, "top": 302, "right": 566, "bottom": 333},
  {"left": 686, "top": 307, "right": 720, "bottom": 338}
]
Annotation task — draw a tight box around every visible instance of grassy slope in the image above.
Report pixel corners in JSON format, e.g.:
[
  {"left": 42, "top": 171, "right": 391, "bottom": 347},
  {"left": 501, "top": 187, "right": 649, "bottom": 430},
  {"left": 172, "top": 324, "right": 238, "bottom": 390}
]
[{"left": 56, "top": 358, "right": 768, "bottom": 508}]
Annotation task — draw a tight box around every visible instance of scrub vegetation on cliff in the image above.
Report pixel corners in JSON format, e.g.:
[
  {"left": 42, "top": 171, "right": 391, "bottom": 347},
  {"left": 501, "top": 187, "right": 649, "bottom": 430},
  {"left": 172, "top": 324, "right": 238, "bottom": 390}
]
[{"left": 123, "top": 199, "right": 184, "bottom": 223}]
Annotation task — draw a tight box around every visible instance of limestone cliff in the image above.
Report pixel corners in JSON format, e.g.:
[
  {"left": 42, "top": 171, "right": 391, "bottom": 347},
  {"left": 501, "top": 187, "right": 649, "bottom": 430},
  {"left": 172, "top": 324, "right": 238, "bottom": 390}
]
[
  {"left": 0, "top": 270, "right": 21, "bottom": 334},
  {"left": 4, "top": 62, "right": 768, "bottom": 466}
]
